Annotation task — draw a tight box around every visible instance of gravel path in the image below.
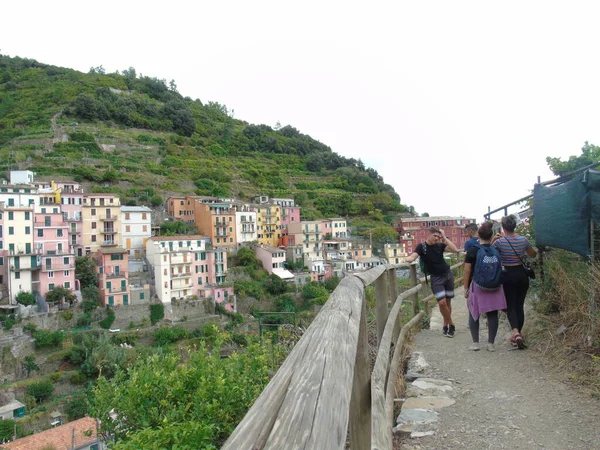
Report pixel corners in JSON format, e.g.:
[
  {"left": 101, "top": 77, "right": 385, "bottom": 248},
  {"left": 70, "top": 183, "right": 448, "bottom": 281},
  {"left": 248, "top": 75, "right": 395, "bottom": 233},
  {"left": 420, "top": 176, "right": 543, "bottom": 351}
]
[{"left": 401, "top": 286, "right": 600, "bottom": 450}]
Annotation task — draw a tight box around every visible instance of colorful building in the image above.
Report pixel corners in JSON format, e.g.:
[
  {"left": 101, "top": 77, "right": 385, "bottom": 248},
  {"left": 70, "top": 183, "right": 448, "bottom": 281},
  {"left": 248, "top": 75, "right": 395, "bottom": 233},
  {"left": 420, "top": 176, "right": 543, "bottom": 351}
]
[
  {"left": 288, "top": 220, "right": 324, "bottom": 262},
  {"left": 256, "top": 203, "right": 281, "bottom": 247},
  {"left": 392, "top": 216, "right": 476, "bottom": 250},
  {"left": 194, "top": 203, "right": 237, "bottom": 248},
  {"left": 82, "top": 194, "right": 122, "bottom": 254},
  {"left": 121, "top": 206, "right": 152, "bottom": 260},
  {"left": 34, "top": 210, "right": 77, "bottom": 297},
  {"left": 96, "top": 247, "right": 130, "bottom": 307},
  {"left": 235, "top": 206, "right": 257, "bottom": 245}
]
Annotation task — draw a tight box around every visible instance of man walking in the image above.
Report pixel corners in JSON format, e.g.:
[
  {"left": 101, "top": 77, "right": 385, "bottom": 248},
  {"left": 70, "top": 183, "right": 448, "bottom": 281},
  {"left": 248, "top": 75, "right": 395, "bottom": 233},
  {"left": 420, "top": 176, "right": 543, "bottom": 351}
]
[
  {"left": 406, "top": 227, "right": 459, "bottom": 337},
  {"left": 463, "top": 222, "right": 479, "bottom": 252}
]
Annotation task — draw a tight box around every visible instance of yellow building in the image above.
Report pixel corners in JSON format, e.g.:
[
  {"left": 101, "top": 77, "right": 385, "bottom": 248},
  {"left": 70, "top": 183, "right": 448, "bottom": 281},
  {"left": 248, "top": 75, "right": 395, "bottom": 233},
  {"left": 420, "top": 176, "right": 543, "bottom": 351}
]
[
  {"left": 82, "top": 194, "right": 122, "bottom": 254},
  {"left": 383, "top": 242, "right": 408, "bottom": 265},
  {"left": 256, "top": 203, "right": 281, "bottom": 247}
]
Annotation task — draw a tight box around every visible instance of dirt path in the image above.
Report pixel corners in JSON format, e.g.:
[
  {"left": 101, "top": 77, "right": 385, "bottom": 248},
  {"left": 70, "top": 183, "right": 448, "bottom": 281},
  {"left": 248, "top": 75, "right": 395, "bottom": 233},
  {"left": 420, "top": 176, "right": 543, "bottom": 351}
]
[{"left": 400, "top": 286, "right": 600, "bottom": 450}]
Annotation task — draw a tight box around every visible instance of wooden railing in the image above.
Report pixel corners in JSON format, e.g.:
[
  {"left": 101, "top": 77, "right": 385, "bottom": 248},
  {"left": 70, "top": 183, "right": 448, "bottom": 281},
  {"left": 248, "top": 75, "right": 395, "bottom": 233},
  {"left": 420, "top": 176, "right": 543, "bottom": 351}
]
[{"left": 222, "top": 260, "right": 464, "bottom": 450}]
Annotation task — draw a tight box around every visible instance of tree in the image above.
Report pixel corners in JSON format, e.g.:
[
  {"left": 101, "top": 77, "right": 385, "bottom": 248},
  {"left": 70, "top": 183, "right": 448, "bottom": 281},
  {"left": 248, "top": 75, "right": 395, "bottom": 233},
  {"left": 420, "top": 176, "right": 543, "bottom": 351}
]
[
  {"left": 23, "top": 355, "right": 39, "bottom": 377},
  {"left": 370, "top": 226, "right": 399, "bottom": 246},
  {"left": 46, "top": 286, "right": 76, "bottom": 304},
  {"left": 76, "top": 257, "right": 98, "bottom": 289},
  {"left": 546, "top": 141, "right": 600, "bottom": 177},
  {"left": 26, "top": 381, "right": 54, "bottom": 404},
  {"left": 236, "top": 247, "right": 261, "bottom": 268},
  {"left": 264, "top": 274, "right": 288, "bottom": 296},
  {"left": 0, "top": 419, "right": 21, "bottom": 442},
  {"left": 16, "top": 291, "right": 35, "bottom": 306}
]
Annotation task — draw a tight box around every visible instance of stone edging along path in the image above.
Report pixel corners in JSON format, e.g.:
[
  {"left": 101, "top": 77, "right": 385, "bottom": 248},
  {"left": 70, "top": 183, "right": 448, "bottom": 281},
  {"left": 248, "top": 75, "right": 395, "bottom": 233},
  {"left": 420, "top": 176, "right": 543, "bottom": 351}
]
[{"left": 396, "top": 286, "right": 600, "bottom": 450}]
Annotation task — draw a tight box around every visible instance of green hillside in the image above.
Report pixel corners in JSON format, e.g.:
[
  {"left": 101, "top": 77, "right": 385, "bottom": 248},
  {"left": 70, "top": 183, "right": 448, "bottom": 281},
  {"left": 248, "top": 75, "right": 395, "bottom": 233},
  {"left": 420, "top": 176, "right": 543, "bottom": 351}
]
[{"left": 0, "top": 54, "right": 409, "bottom": 221}]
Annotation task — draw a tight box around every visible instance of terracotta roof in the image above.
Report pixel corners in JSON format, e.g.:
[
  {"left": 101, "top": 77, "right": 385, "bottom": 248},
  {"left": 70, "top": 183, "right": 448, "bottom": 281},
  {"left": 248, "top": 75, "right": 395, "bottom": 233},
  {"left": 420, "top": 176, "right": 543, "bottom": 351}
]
[{"left": 1, "top": 416, "right": 99, "bottom": 450}]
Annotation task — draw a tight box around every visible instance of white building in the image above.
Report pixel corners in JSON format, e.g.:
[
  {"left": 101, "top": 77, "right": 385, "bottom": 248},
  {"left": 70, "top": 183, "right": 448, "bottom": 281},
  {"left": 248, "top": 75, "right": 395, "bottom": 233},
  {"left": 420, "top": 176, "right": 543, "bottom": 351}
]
[
  {"left": 1, "top": 206, "right": 38, "bottom": 302},
  {"left": 235, "top": 209, "right": 257, "bottom": 245},
  {"left": 121, "top": 206, "right": 152, "bottom": 261},
  {"left": 9, "top": 170, "right": 34, "bottom": 185},
  {"left": 145, "top": 235, "right": 208, "bottom": 303}
]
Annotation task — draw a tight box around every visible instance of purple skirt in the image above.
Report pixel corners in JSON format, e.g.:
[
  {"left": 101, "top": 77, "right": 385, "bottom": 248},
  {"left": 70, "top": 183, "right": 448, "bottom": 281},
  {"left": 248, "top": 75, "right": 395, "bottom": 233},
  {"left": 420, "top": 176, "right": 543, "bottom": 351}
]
[{"left": 468, "top": 283, "right": 507, "bottom": 321}]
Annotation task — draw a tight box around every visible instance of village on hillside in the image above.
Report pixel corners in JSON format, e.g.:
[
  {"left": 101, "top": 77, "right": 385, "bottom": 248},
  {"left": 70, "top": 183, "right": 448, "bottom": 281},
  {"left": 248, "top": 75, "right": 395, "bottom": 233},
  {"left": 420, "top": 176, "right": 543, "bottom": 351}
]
[{"left": 0, "top": 169, "right": 476, "bottom": 448}]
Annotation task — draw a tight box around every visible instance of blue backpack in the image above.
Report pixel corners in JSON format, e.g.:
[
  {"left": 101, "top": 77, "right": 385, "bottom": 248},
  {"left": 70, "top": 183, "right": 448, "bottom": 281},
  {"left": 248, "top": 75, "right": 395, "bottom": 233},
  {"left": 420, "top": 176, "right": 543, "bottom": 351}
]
[{"left": 472, "top": 244, "right": 503, "bottom": 291}]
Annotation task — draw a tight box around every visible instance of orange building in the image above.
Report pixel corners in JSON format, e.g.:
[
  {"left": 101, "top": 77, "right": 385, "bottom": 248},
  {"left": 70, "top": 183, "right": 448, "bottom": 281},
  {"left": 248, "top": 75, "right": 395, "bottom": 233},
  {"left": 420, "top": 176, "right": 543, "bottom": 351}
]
[{"left": 194, "top": 203, "right": 237, "bottom": 248}]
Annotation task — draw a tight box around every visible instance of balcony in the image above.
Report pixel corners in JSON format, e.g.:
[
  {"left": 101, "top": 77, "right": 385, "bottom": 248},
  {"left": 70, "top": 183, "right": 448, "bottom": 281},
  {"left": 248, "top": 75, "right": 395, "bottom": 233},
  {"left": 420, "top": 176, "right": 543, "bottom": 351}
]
[
  {"left": 99, "top": 215, "right": 116, "bottom": 221},
  {"left": 10, "top": 263, "right": 41, "bottom": 271},
  {"left": 34, "top": 218, "right": 67, "bottom": 227},
  {"left": 100, "top": 228, "right": 119, "bottom": 234},
  {"left": 9, "top": 248, "right": 43, "bottom": 256},
  {"left": 240, "top": 218, "right": 255, "bottom": 223},
  {"left": 102, "top": 240, "right": 117, "bottom": 247},
  {"left": 105, "top": 286, "right": 128, "bottom": 294},
  {"left": 42, "top": 263, "right": 75, "bottom": 272},
  {"left": 171, "top": 272, "right": 192, "bottom": 279},
  {"left": 106, "top": 271, "right": 127, "bottom": 279}
]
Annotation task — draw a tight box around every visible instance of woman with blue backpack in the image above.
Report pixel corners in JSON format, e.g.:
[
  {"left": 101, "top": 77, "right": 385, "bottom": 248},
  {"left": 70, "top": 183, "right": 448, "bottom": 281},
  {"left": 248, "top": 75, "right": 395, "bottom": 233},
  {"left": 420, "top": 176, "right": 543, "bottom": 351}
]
[{"left": 463, "top": 221, "right": 506, "bottom": 352}]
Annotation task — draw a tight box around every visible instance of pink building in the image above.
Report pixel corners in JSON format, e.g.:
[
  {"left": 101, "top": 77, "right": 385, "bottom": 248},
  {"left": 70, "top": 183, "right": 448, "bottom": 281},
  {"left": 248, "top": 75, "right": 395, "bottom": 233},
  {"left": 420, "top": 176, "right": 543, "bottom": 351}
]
[
  {"left": 255, "top": 245, "right": 294, "bottom": 280},
  {"left": 392, "top": 216, "right": 476, "bottom": 250},
  {"left": 280, "top": 206, "right": 300, "bottom": 236},
  {"left": 96, "top": 247, "right": 130, "bottom": 307},
  {"left": 33, "top": 211, "right": 77, "bottom": 297}
]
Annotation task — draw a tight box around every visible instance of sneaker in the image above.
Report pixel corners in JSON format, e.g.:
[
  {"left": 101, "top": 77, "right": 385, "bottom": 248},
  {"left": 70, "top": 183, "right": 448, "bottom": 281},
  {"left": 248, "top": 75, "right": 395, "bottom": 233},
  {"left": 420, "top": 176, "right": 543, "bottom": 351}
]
[
  {"left": 443, "top": 326, "right": 448, "bottom": 336},
  {"left": 487, "top": 343, "right": 495, "bottom": 352},
  {"left": 468, "top": 343, "right": 480, "bottom": 351},
  {"left": 447, "top": 324, "right": 455, "bottom": 338},
  {"left": 509, "top": 335, "right": 518, "bottom": 347},
  {"left": 515, "top": 334, "right": 525, "bottom": 350}
]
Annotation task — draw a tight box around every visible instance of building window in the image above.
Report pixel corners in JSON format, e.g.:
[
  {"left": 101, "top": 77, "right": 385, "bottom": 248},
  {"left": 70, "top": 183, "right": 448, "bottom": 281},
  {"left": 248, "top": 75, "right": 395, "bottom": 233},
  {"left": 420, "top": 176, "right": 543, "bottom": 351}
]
[
  {"left": 197, "top": 277, "right": 202, "bottom": 285},
  {"left": 48, "top": 272, "right": 54, "bottom": 278},
  {"left": 64, "top": 281, "right": 70, "bottom": 288},
  {"left": 56, "top": 229, "right": 62, "bottom": 237},
  {"left": 0, "top": 257, "right": 3, "bottom": 266},
  {"left": 92, "top": 222, "right": 97, "bottom": 229},
  {"left": 8, "top": 212, "right": 13, "bottom": 220},
  {"left": 64, "top": 257, "right": 69, "bottom": 264},
  {"left": 91, "top": 235, "right": 97, "bottom": 242},
  {"left": 25, "top": 212, "right": 30, "bottom": 220},
  {"left": 8, "top": 227, "right": 14, "bottom": 235},
  {"left": 142, "top": 213, "right": 147, "bottom": 219},
  {"left": 126, "top": 225, "right": 131, "bottom": 232},
  {"left": 125, "top": 213, "right": 130, "bottom": 220},
  {"left": 91, "top": 208, "right": 96, "bottom": 216},
  {"left": 140, "top": 292, "right": 145, "bottom": 300},
  {"left": 15, "top": 272, "right": 20, "bottom": 279},
  {"left": 64, "top": 271, "right": 69, "bottom": 277},
  {"left": 164, "top": 268, "right": 168, "bottom": 275},
  {"left": 48, "top": 283, "right": 54, "bottom": 290},
  {"left": 143, "top": 225, "right": 147, "bottom": 232}
]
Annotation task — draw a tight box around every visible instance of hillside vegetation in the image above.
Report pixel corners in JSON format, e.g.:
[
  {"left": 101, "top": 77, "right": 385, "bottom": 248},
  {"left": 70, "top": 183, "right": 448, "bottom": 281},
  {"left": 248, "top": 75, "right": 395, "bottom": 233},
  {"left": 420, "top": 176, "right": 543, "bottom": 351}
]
[{"left": 0, "top": 54, "right": 411, "bottom": 221}]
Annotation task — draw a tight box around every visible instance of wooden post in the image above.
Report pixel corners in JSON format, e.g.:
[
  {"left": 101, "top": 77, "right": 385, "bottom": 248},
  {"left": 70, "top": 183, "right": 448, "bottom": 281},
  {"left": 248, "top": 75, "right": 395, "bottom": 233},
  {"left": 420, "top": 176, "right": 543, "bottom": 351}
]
[
  {"left": 349, "top": 289, "right": 370, "bottom": 450},
  {"left": 409, "top": 264, "right": 418, "bottom": 315},
  {"left": 375, "top": 274, "right": 388, "bottom": 345},
  {"left": 388, "top": 268, "right": 401, "bottom": 346}
]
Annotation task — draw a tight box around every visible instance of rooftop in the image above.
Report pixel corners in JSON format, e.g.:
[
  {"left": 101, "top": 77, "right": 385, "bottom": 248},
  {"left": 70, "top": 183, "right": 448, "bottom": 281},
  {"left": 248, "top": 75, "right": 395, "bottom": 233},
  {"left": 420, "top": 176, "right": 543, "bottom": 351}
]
[
  {"left": 1, "top": 416, "right": 99, "bottom": 450},
  {"left": 121, "top": 206, "right": 153, "bottom": 212}
]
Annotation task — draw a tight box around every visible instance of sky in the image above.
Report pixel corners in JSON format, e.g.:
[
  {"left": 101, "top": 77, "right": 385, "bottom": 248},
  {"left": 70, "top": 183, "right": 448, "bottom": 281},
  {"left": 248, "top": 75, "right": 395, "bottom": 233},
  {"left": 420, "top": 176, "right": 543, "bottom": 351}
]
[{"left": 2, "top": 1, "right": 600, "bottom": 221}]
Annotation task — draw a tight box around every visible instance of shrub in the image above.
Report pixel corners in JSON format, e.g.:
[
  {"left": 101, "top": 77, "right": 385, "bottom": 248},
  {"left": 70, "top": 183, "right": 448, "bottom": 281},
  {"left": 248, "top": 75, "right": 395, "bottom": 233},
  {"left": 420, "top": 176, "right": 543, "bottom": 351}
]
[
  {"left": 232, "top": 333, "right": 248, "bottom": 347},
  {"left": 16, "top": 291, "right": 36, "bottom": 306},
  {"left": 2, "top": 314, "right": 17, "bottom": 330},
  {"left": 0, "top": 420, "right": 21, "bottom": 442},
  {"left": 71, "top": 373, "right": 88, "bottom": 385},
  {"left": 99, "top": 308, "right": 115, "bottom": 330},
  {"left": 153, "top": 326, "right": 190, "bottom": 346},
  {"left": 48, "top": 372, "right": 62, "bottom": 383},
  {"left": 111, "top": 333, "right": 139, "bottom": 346},
  {"left": 61, "top": 311, "right": 74, "bottom": 321},
  {"left": 33, "top": 330, "right": 64, "bottom": 348},
  {"left": 149, "top": 303, "right": 164, "bottom": 325},
  {"left": 66, "top": 395, "right": 88, "bottom": 419},
  {"left": 23, "top": 323, "right": 37, "bottom": 333},
  {"left": 81, "top": 300, "right": 98, "bottom": 313},
  {"left": 76, "top": 313, "right": 92, "bottom": 327},
  {"left": 67, "top": 345, "right": 87, "bottom": 365},
  {"left": 46, "top": 286, "right": 76, "bottom": 304},
  {"left": 26, "top": 381, "right": 54, "bottom": 404}
]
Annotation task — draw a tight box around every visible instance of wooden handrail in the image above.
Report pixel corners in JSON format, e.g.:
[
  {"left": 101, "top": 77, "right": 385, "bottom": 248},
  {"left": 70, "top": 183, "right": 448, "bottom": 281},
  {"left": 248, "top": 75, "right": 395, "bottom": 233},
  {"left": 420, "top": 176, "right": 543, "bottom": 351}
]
[{"left": 222, "top": 261, "right": 465, "bottom": 450}]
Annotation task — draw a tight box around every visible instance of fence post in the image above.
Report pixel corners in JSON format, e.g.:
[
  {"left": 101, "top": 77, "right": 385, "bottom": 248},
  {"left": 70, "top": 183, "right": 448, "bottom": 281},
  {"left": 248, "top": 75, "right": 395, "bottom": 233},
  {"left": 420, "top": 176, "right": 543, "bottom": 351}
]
[
  {"left": 388, "top": 267, "right": 401, "bottom": 345},
  {"left": 375, "top": 273, "right": 388, "bottom": 345},
  {"left": 349, "top": 289, "right": 371, "bottom": 450},
  {"left": 409, "top": 264, "right": 418, "bottom": 315}
]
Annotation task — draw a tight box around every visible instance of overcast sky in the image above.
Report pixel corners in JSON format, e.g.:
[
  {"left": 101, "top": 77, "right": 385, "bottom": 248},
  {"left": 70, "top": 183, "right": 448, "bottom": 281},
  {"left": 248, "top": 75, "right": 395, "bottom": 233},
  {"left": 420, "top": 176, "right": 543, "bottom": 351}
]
[{"left": 2, "top": 1, "right": 599, "bottom": 221}]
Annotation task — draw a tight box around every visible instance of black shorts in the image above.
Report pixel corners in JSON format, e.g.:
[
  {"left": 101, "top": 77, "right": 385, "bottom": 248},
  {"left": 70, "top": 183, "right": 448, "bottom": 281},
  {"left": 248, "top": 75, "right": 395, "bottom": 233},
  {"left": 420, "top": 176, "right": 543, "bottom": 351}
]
[{"left": 430, "top": 272, "right": 455, "bottom": 301}]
